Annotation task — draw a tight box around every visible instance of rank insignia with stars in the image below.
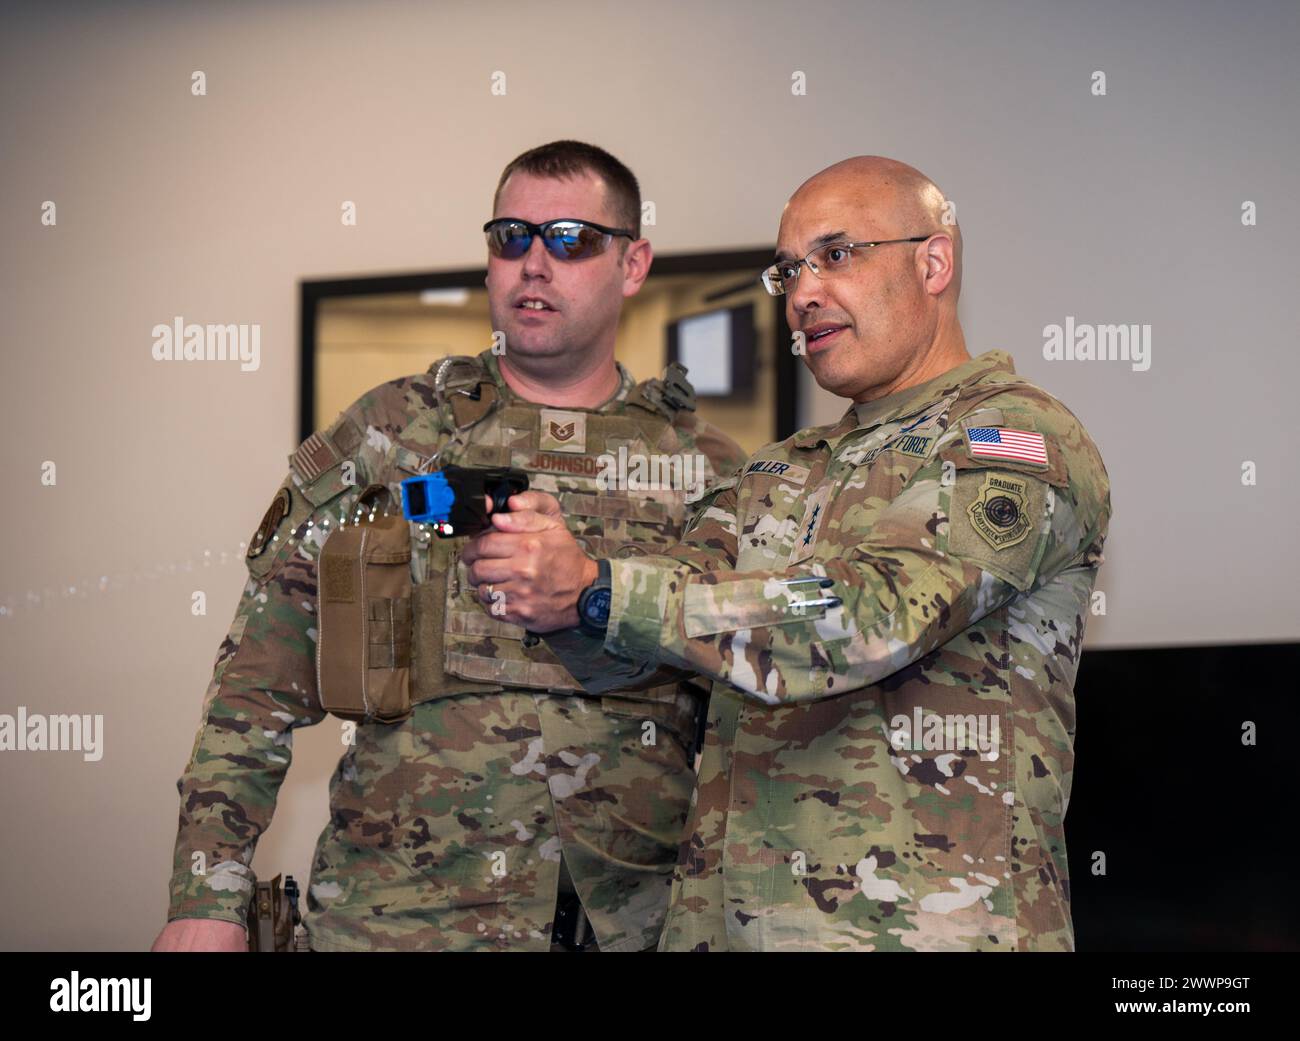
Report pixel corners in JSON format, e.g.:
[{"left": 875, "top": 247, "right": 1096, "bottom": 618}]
[
  {"left": 788, "top": 486, "right": 831, "bottom": 566},
  {"left": 803, "top": 504, "right": 821, "bottom": 545}
]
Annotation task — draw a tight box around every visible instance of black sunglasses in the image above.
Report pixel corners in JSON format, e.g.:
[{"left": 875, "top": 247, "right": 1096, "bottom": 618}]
[{"left": 483, "top": 217, "right": 636, "bottom": 260}]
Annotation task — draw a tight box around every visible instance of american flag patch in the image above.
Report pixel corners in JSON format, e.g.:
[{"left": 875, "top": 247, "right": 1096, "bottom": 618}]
[
  {"left": 966, "top": 427, "right": 1048, "bottom": 465},
  {"left": 290, "top": 432, "right": 337, "bottom": 482}
]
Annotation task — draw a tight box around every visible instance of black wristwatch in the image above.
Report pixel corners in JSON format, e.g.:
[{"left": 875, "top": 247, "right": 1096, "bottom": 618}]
[{"left": 576, "top": 558, "right": 612, "bottom": 637}]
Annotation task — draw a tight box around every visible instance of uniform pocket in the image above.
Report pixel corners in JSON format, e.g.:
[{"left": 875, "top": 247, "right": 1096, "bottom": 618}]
[
  {"left": 559, "top": 491, "right": 684, "bottom": 558},
  {"left": 600, "top": 687, "right": 701, "bottom": 754},
  {"left": 317, "top": 515, "right": 413, "bottom": 722}
]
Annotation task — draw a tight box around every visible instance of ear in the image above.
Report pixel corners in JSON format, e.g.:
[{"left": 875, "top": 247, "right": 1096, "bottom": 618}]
[
  {"left": 621, "top": 238, "right": 654, "bottom": 299},
  {"left": 921, "top": 233, "right": 955, "bottom": 297}
]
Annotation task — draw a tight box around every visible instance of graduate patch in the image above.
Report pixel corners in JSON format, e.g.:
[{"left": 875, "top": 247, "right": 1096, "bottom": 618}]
[
  {"left": 248, "top": 487, "right": 291, "bottom": 559},
  {"left": 966, "top": 473, "right": 1031, "bottom": 550}
]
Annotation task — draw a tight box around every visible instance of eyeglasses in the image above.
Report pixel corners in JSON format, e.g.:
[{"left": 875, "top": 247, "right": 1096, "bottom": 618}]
[
  {"left": 483, "top": 218, "right": 636, "bottom": 260},
  {"left": 760, "top": 235, "right": 935, "bottom": 296}
]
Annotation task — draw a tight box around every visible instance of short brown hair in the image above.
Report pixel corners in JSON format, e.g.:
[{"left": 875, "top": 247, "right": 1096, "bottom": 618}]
[{"left": 492, "top": 140, "right": 642, "bottom": 238}]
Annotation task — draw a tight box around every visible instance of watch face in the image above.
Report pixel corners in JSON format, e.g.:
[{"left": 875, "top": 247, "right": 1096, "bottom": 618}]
[{"left": 583, "top": 587, "right": 611, "bottom": 626}]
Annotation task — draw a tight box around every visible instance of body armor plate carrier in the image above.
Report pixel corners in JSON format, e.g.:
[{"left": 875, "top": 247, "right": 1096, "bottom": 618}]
[{"left": 317, "top": 352, "right": 705, "bottom": 724}]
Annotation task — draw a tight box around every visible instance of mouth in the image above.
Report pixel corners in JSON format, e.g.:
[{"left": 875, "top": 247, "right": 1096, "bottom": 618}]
[
  {"left": 804, "top": 323, "right": 847, "bottom": 351},
  {"left": 514, "top": 298, "right": 558, "bottom": 314}
]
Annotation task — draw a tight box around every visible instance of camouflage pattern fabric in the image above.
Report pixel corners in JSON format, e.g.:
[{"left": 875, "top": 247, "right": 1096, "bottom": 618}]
[
  {"left": 545, "top": 350, "right": 1112, "bottom": 951},
  {"left": 166, "top": 351, "right": 747, "bottom": 951}
]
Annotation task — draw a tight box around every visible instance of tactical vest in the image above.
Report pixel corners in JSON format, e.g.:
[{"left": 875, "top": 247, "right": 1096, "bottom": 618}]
[{"left": 317, "top": 352, "right": 703, "bottom": 724}]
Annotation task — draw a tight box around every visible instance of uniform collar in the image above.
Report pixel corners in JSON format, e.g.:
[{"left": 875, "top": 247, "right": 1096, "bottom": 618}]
[
  {"left": 476, "top": 349, "right": 636, "bottom": 411},
  {"left": 793, "top": 350, "right": 1016, "bottom": 450}
]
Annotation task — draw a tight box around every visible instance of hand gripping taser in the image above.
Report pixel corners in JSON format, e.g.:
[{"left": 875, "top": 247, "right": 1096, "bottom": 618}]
[{"left": 400, "top": 464, "right": 529, "bottom": 538}]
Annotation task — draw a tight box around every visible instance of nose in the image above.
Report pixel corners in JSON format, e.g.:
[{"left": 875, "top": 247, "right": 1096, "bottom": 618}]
[
  {"left": 520, "top": 235, "right": 552, "bottom": 279},
  {"left": 787, "top": 264, "right": 825, "bottom": 322}
]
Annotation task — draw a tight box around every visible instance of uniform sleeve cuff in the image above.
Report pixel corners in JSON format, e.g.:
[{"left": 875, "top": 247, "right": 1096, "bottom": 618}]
[
  {"left": 167, "top": 860, "right": 255, "bottom": 928},
  {"left": 605, "top": 558, "right": 682, "bottom": 662}
]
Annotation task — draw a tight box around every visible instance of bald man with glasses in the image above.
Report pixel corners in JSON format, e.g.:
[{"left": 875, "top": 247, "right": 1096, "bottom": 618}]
[{"left": 464, "top": 155, "right": 1112, "bottom": 952}]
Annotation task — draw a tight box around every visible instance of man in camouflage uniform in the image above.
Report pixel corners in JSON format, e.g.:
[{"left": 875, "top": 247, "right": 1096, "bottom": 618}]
[
  {"left": 152, "top": 141, "right": 745, "bottom": 952},
  {"left": 464, "top": 156, "right": 1112, "bottom": 951}
]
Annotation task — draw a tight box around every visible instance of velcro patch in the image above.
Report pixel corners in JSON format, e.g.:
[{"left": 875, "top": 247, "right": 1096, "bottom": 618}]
[
  {"left": 321, "top": 554, "right": 356, "bottom": 602},
  {"left": 965, "top": 426, "right": 1048, "bottom": 466},
  {"left": 539, "top": 409, "right": 587, "bottom": 453},
  {"left": 290, "top": 432, "right": 340, "bottom": 483},
  {"left": 948, "top": 469, "right": 1048, "bottom": 591},
  {"left": 966, "top": 473, "right": 1031, "bottom": 550},
  {"left": 247, "top": 487, "right": 292, "bottom": 560},
  {"left": 788, "top": 486, "right": 831, "bottom": 566}
]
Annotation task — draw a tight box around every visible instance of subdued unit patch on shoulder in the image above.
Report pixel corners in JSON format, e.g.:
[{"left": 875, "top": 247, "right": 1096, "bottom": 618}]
[{"left": 247, "top": 487, "right": 291, "bottom": 560}]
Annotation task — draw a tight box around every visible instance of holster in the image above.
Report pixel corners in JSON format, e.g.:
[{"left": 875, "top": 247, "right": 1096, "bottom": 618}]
[
  {"left": 247, "top": 874, "right": 303, "bottom": 952},
  {"left": 316, "top": 514, "right": 414, "bottom": 723}
]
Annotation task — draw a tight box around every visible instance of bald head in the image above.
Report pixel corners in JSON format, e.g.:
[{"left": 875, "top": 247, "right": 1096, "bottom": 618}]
[
  {"left": 775, "top": 155, "right": 969, "bottom": 403},
  {"left": 785, "top": 156, "right": 962, "bottom": 300}
]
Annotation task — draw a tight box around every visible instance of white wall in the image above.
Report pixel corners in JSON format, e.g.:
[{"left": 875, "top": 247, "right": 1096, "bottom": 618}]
[{"left": 1, "top": 0, "right": 1296, "bottom": 950}]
